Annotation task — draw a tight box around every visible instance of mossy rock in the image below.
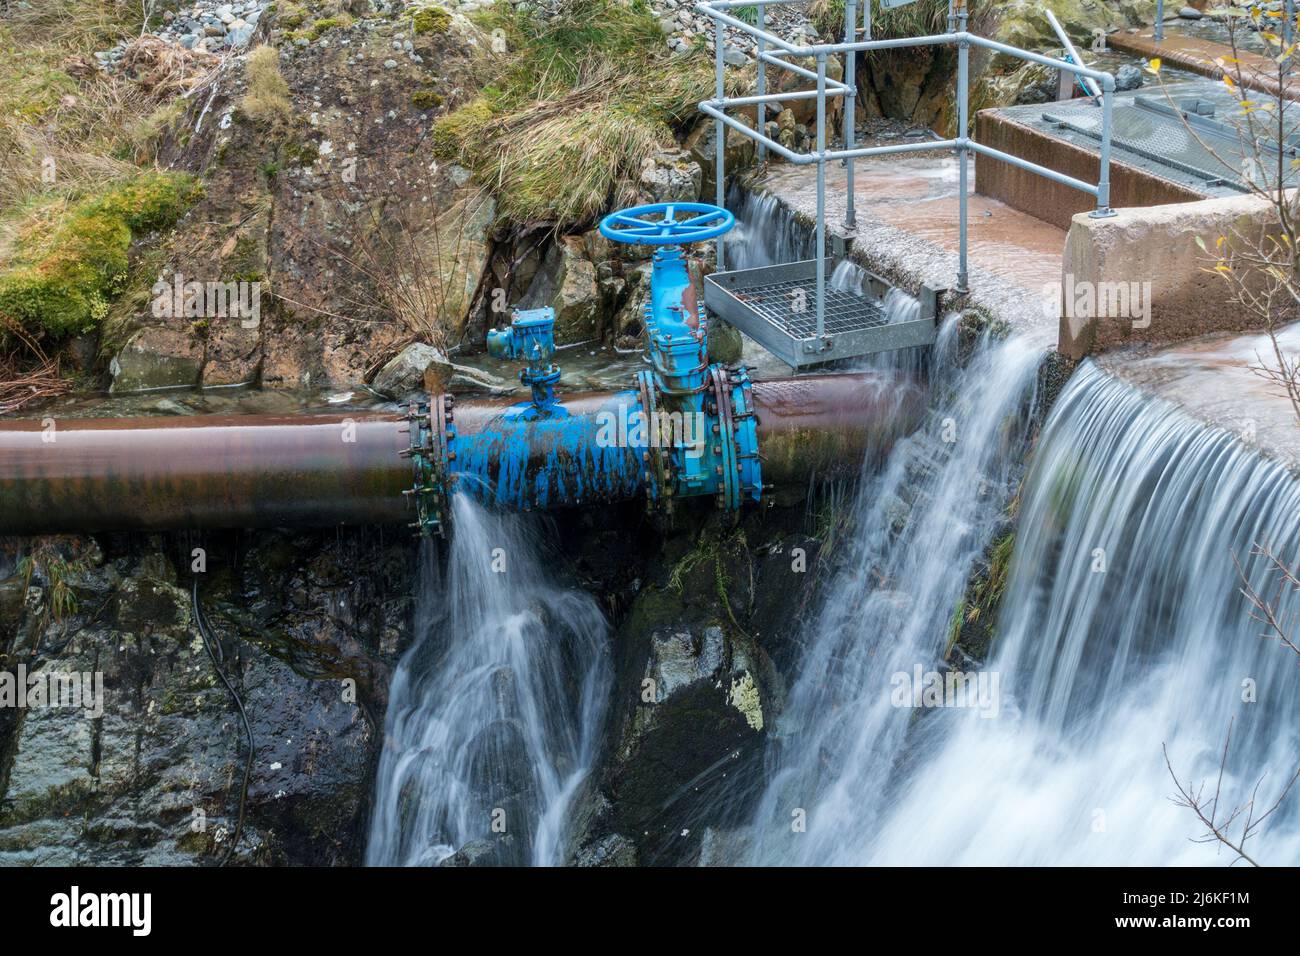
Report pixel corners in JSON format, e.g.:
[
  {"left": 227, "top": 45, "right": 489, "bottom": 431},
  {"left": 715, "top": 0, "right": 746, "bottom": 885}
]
[
  {"left": 283, "top": 139, "right": 320, "bottom": 167},
  {"left": 275, "top": 2, "right": 309, "bottom": 29},
  {"left": 412, "top": 89, "right": 444, "bottom": 110},
  {"left": 0, "top": 172, "right": 202, "bottom": 342},
  {"left": 412, "top": 4, "right": 452, "bottom": 35},
  {"left": 430, "top": 98, "right": 494, "bottom": 159}
]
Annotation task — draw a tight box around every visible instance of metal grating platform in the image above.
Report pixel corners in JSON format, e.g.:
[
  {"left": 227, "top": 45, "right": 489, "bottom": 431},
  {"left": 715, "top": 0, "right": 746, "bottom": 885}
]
[{"left": 704, "top": 258, "right": 939, "bottom": 369}]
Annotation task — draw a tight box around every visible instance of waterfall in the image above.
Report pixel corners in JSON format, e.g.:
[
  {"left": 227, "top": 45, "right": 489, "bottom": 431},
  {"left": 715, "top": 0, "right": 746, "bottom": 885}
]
[
  {"left": 862, "top": 364, "right": 1300, "bottom": 865},
  {"left": 746, "top": 322, "right": 1045, "bottom": 864},
  {"left": 724, "top": 187, "right": 813, "bottom": 271},
  {"left": 749, "top": 353, "right": 1300, "bottom": 865},
  {"left": 367, "top": 496, "right": 611, "bottom": 866}
]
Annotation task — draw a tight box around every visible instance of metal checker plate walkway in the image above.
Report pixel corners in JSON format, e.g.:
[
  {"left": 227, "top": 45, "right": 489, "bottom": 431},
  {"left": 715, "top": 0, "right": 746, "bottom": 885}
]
[{"left": 705, "top": 258, "right": 938, "bottom": 369}]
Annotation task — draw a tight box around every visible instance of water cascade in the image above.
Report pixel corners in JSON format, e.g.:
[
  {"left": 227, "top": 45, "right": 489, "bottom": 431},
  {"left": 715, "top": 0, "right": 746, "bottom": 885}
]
[
  {"left": 747, "top": 321, "right": 1044, "bottom": 863},
  {"left": 750, "top": 359, "right": 1300, "bottom": 865},
  {"left": 367, "top": 496, "right": 611, "bottom": 866}
]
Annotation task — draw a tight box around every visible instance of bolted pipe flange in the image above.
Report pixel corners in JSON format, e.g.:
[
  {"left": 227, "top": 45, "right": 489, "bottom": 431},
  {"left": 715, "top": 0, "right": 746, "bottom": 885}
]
[{"left": 403, "top": 392, "right": 455, "bottom": 537}]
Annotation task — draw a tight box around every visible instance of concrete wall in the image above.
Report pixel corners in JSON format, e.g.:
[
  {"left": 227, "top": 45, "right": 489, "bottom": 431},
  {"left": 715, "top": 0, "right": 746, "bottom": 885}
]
[
  {"left": 975, "top": 111, "right": 1205, "bottom": 231},
  {"left": 1057, "top": 192, "right": 1280, "bottom": 360}
]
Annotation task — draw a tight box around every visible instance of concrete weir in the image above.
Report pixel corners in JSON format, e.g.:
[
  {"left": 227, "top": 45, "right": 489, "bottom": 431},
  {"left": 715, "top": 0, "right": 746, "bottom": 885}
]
[
  {"left": 740, "top": 122, "right": 1299, "bottom": 473},
  {"left": 746, "top": 153, "right": 1067, "bottom": 349}
]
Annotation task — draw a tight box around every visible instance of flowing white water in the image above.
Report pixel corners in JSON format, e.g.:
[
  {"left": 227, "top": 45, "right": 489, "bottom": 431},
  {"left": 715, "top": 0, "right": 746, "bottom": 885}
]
[
  {"left": 749, "top": 354, "right": 1300, "bottom": 865},
  {"left": 863, "top": 364, "right": 1300, "bottom": 865},
  {"left": 367, "top": 496, "right": 611, "bottom": 866},
  {"left": 829, "top": 259, "right": 921, "bottom": 329},
  {"left": 727, "top": 184, "right": 1300, "bottom": 865},
  {"left": 747, "top": 321, "right": 1044, "bottom": 864}
]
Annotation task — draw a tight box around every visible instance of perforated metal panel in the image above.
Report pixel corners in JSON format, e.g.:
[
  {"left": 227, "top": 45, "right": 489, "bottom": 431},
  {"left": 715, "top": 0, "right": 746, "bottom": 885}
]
[
  {"left": 704, "top": 259, "right": 938, "bottom": 369},
  {"left": 1041, "top": 93, "right": 1297, "bottom": 191}
]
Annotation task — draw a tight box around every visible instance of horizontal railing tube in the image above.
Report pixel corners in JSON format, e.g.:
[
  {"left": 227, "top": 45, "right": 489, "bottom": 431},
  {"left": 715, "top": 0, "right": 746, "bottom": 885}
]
[{"left": 0, "top": 373, "right": 920, "bottom": 535}]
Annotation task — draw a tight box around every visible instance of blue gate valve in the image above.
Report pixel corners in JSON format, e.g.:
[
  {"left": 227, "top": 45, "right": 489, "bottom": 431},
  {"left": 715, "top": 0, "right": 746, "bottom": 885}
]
[
  {"left": 487, "top": 307, "right": 563, "bottom": 418},
  {"left": 597, "top": 202, "right": 761, "bottom": 514}
]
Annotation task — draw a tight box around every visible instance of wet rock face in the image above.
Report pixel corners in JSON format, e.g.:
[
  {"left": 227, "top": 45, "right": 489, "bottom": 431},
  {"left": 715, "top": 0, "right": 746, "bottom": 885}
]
[
  {"left": 0, "top": 528, "right": 418, "bottom": 865},
  {"left": 566, "top": 505, "right": 825, "bottom": 866}
]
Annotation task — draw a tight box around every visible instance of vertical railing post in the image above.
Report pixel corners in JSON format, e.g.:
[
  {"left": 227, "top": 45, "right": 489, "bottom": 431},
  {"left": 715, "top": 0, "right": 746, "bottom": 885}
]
[
  {"left": 715, "top": 12, "right": 726, "bottom": 270},
  {"left": 1155, "top": 0, "right": 1164, "bottom": 43},
  {"left": 956, "top": 2, "right": 969, "bottom": 294},
  {"left": 815, "top": 52, "right": 827, "bottom": 341},
  {"left": 756, "top": 2, "right": 767, "bottom": 164},
  {"left": 844, "top": 0, "right": 858, "bottom": 230},
  {"left": 865, "top": 0, "right": 871, "bottom": 40},
  {"left": 1091, "top": 82, "right": 1116, "bottom": 217},
  {"left": 1286, "top": 0, "right": 1295, "bottom": 49}
]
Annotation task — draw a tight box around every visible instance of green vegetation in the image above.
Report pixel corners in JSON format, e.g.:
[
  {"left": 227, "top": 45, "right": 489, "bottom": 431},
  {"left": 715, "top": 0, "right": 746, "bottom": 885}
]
[
  {"left": 283, "top": 138, "right": 320, "bottom": 167},
  {"left": 0, "top": 172, "right": 201, "bottom": 341},
  {"left": 808, "top": 0, "right": 960, "bottom": 40},
  {"left": 275, "top": 2, "right": 310, "bottom": 30},
  {"left": 431, "top": 0, "right": 725, "bottom": 228},
  {"left": 412, "top": 89, "right": 445, "bottom": 110},
  {"left": 946, "top": 530, "right": 1016, "bottom": 659},
  {"left": 16, "top": 539, "right": 88, "bottom": 626},
  {"left": 0, "top": 4, "right": 156, "bottom": 213},
  {"left": 286, "top": 11, "right": 355, "bottom": 42},
  {"left": 411, "top": 4, "right": 453, "bottom": 35},
  {"left": 0, "top": 0, "right": 205, "bottom": 355}
]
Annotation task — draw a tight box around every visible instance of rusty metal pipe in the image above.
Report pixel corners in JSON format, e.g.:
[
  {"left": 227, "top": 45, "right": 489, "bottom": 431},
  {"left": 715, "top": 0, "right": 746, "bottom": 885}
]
[{"left": 0, "top": 373, "right": 922, "bottom": 535}]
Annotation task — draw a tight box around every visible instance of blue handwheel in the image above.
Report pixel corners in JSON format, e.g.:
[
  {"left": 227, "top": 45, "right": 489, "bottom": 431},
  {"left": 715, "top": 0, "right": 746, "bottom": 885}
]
[{"left": 599, "top": 202, "right": 735, "bottom": 245}]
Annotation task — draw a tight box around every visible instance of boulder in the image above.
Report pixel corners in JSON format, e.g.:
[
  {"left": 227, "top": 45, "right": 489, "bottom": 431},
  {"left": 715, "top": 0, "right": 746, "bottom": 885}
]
[
  {"left": 108, "top": 326, "right": 204, "bottom": 393},
  {"left": 1115, "top": 63, "right": 1143, "bottom": 92},
  {"left": 686, "top": 115, "right": 756, "bottom": 204},
  {"left": 995, "top": 0, "right": 1157, "bottom": 62},
  {"left": 517, "top": 236, "right": 602, "bottom": 344},
  {"left": 371, "top": 341, "right": 510, "bottom": 396},
  {"left": 564, "top": 520, "right": 787, "bottom": 866},
  {"left": 637, "top": 148, "right": 702, "bottom": 205},
  {"left": 371, "top": 341, "right": 452, "bottom": 395}
]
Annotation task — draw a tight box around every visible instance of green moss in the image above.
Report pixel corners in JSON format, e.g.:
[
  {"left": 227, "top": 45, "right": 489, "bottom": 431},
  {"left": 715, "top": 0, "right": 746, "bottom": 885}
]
[
  {"left": 302, "top": 12, "right": 353, "bottom": 40},
  {"left": 412, "top": 4, "right": 453, "bottom": 34},
  {"left": 283, "top": 139, "right": 320, "bottom": 166},
  {"left": 430, "top": 97, "right": 494, "bottom": 158},
  {"left": 0, "top": 171, "right": 201, "bottom": 341},
  {"left": 412, "top": 89, "right": 444, "bottom": 110},
  {"left": 276, "top": 2, "right": 308, "bottom": 29},
  {"left": 946, "top": 530, "right": 1017, "bottom": 661}
]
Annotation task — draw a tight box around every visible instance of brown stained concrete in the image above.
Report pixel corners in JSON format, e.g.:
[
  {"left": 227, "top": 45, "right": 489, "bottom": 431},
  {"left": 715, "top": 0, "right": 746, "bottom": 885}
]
[
  {"left": 1108, "top": 29, "right": 1299, "bottom": 101},
  {"left": 1099, "top": 322, "right": 1300, "bottom": 473},
  {"left": 974, "top": 111, "right": 1206, "bottom": 231},
  {"left": 756, "top": 154, "right": 1068, "bottom": 349},
  {"left": 1058, "top": 192, "right": 1282, "bottom": 361}
]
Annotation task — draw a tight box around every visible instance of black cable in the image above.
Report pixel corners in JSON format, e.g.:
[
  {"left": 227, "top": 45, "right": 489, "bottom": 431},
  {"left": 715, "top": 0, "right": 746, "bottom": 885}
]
[{"left": 192, "top": 577, "right": 255, "bottom": 866}]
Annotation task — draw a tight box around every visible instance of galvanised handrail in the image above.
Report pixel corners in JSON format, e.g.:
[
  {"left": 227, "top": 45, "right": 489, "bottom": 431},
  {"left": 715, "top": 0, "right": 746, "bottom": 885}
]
[{"left": 697, "top": 0, "right": 1117, "bottom": 339}]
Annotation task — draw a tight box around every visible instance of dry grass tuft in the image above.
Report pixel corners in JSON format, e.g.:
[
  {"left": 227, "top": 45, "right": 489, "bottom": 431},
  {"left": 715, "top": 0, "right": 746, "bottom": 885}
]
[
  {"left": 120, "top": 35, "right": 220, "bottom": 100},
  {"left": 0, "top": 318, "right": 73, "bottom": 414},
  {"left": 239, "top": 45, "right": 293, "bottom": 127},
  {"left": 432, "top": 0, "right": 724, "bottom": 230}
]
